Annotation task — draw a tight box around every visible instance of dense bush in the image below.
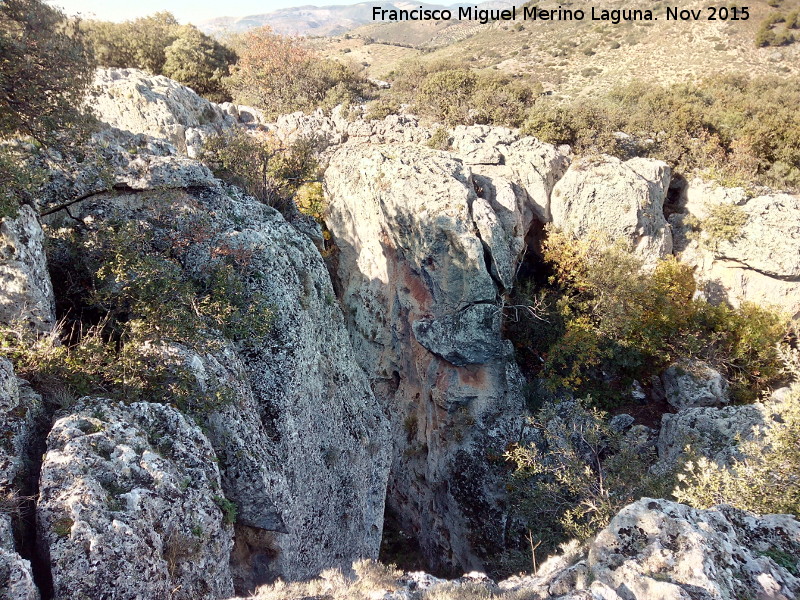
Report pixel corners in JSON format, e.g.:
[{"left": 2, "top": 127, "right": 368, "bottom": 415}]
[
  {"left": 0, "top": 0, "right": 95, "bottom": 216},
  {"left": 506, "top": 228, "right": 789, "bottom": 405},
  {"left": 225, "top": 26, "right": 367, "bottom": 117},
  {"left": 386, "top": 59, "right": 540, "bottom": 127},
  {"left": 2, "top": 217, "right": 273, "bottom": 412},
  {"left": 504, "top": 399, "right": 669, "bottom": 564},
  {"left": 201, "top": 128, "right": 321, "bottom": 213},
  {"left": 675, "top": 385, "right": 800, "bottom": 516},
  {"left": 81, "top": 13, "right": 235, "bottom": 102},
  {"left": 521, "top": 75, "right": 800, "bottom": 190}
]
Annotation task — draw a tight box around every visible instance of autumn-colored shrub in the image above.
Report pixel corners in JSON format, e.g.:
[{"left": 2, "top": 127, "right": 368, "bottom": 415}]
[{"left": 225, "top": 26, "right": 366, "bottom": 117}]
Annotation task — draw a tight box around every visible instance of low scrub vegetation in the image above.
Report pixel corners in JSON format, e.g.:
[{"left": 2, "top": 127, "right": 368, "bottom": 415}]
[
  {"left": 507, "top": 228, "right": 789, "bottom": 406},
  {"left": 522, "top": 75, "right": 800, "bottom": 190},
  {"left": 2, "top": 215, "right": 273, "bottom": 413},
  {"left": 503, "top": 399, "right": 671, "bottom": 569}
]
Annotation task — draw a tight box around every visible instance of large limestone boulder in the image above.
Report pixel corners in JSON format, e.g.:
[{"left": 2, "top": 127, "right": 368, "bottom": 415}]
[
  {"left": 51, "top": 165, "right": 391, "bottom": 583},
  {"left": 657, "top": 403, "right": 766, "bottom": 469},
  {"left": 326, "top": 143, "right": 529, "bottom": 573},
  {"left": 590, "top": 499, "right": 800, "bottom": 600},
  {"left": 0, "top": 205, "right": 56, "bottom": 332},
  {"left": 662, "top": 360, "right": 730, "bottom": 410},
  {"left": 550, "top": 155, "right": 673, "bottom": 265},
  {"left": 0, "top": 515, "right": 38, "bottom": 600},
  {"left": 675, "top": 180, "right": 800, "bottom": 317},
  {"left": 37, "top": 399, "right": 235, "bottom": 600}
]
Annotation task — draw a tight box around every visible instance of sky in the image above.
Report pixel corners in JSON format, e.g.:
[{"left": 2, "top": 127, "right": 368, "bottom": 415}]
[{"left": 47, "top": 0, "right": 362, "bottom": 24}]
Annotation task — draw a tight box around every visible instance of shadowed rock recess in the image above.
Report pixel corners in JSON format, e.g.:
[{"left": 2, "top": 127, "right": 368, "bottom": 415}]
[{"left": 1, "top": 68, "right": 800, "bottom": 599}]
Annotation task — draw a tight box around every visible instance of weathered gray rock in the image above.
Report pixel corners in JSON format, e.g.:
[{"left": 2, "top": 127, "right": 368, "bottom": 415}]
[
  {"left": 657, "top": 403, "right": 766, "bottom": 469},
  {"left": 0, "top": 359, "right": 44, "bottom": 496},
  {"left": 675, "top": 180, "right": 800, "bottom": 318},
  {"left": 589, "top": 498, "right": 800, "bottom": 600},
  {"left": 118, "top": 154, "right": 217, "bottom": 190},
  {"left": 326, "top": 143, "right": 529, "bottom": 573},
  {"left": 550, "top": 155, "right": 672, "bottom": 265},
  {"left": 87, "top": 68, "right": 237, "bottom": 156},
  {"left": 0, "top": 515, "right": 39, "bottom": 600},
  {"left": 411, "top": 304, "right": 507, "bottom": 366},
  {"left": 37, "top": 399, "right": 235, "bottom": 600},
  {"left": 0, "top": 205, "right": 56, "bottom": 332},
  {"left": 55, "top": 173, "right": 391, "bottom": 583},
  {"left": 662, "top": 360, "right": 730, "bottom": 409}
]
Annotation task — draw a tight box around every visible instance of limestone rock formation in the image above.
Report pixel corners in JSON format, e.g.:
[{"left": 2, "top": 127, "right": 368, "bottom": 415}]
[
  {"left": 37, "top": 399, "right": 235, "bottom": 600},
  {"left": 48, "top": 160, "right": 391, "bottom": 583},
  {"left": 657, "top": 403, "right": 766, "bottom": 469},
  {"left": 662, "top": 360, "right": 730, "bottom": 409},
  {"left": 674, "top": 179, "right": 800, "bottom": 317},
  {"left": 0, "top": 516, "right": 38, "bottom": 600},
  {"left": 590, "top": 499, "right": 800, "bottom": 600},
  {"left": 0, "top": 206, "right": 56, "bottom": 332},
  {"left": 550, "top": 155, "right": 673, "bottom": 265},
  {"left": 325, "top": 143, "right": 531, "bottom": 572},
  {"left": 0, "top": 359, "right": 44, "bottom": 498}
]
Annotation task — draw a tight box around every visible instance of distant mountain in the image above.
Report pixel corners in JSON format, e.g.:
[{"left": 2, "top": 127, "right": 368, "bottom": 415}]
[{"left": 198, "top": 0, "right": 514, "bottom": 37}]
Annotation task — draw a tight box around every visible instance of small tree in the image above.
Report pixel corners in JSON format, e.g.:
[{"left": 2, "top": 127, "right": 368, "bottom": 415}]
[
  {"left": 0, "top": 0, "right": 94, "bottom": 215},
  {"left": 163, "top": 25, "right": 236, "bottom": 103},
  {"left": 225, "top": 26, "right": 365, "bottom": 117}
]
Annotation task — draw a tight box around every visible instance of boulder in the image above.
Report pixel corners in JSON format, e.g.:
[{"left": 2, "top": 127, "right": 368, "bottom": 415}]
[
  {"left": 87, "top": 68, "right": 235, "bottom": 156},
  {"left": 550, "top": 155, "right": 672, "bottom": 266},
  {"left": 326, "top": 143, "right": 529, "bottom": 573},
  {"left": 589, "top": 498, "right": 800, "bottom": 600},
  {"left": 675, "top": 180, "right": 800, "bottom": 317},
  {"left": 0, "top": 205, "right": 56, "bottom": 332},
  {"left": 37, "top": 399, "right": 235, "bottom": 600},
  {"left": 53, "top": 172, "right": 391, "bottom": 583},
  {"left": 662, "top": 360, "right": 729, "bottom": 409},
  {"left": 657, "top": 403, "right": 766, "bottom": 469}
]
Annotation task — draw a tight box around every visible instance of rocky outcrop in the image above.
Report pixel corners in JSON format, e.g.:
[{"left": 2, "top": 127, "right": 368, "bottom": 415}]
[
  {"left": 550, "top": 155, "right": 673, "bottom": 266},
  {"left": 325, "top": 143, "right": 534, "bottom": 573},
  {"left": 45, "top": 155, "right": 391, "bottom": 584},
  {"left": 0, "top": 359, "right": 44, "bottom": 497},
  {"left": 673, "top": 179, "right": 800, "bottom": 317},
  {"left": 37, "top": 399, "right": 235, "bottom": 600},
  {"left": 662, "top": 360, "right": 730, "bottom": 410},
  {"left": 0, "top": 205, "right": 56, "bottom": 332},
  {"left": 590, "top": 499, "right": 800, "bottom": 600},
  {"left": 657, "top": 403, "right": 766, "bottom": 469}
]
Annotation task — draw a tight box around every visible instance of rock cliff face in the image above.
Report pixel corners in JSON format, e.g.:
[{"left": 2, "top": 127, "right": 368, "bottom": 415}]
[
  {"left": 325, "top": 143, "right": 531, "bottom": 572},
  {"left": 46, "top": 167, "right": 392, "bottom": 585},
  {"left": 672, "top": 179, "right": 800, "bottom": 318}
]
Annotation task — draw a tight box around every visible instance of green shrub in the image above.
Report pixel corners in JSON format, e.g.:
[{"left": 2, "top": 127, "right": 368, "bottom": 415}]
[
  {"left": 3, "top": 218, "right": 273, "bottom": 413},
  {"left": 201, "top": 128, "right": 320, "bottom": 211},
  {"left": 426, "top": 127, "right": 451, "bottom": 150},
  {"left": 506, "top": 228, "right": 788, "bottom": 405},
  {"left": 505, "top": 399, "right": 669, "bottom": 559},
  {"left": 691, "top": 203, "right": 748, "bottom": 251}
]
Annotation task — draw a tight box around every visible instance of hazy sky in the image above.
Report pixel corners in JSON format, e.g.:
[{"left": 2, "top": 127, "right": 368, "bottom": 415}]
[{"left": 47, "top": 0, "right": 362, "bottom": 24}]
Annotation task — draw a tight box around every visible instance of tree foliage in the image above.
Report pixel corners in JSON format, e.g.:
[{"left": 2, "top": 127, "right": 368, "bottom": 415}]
[
  {"left": 505, "top": 399, "right": 668, "bottom": 560},
  {"left": 0, "top": 0, "right": 95, "bottom": 216},
  {"left": 507, "top": 228, "right": 789, "bottom": 405},
  {"left": 81, "top": 13, "right": 235, "bottom": 102},
  {"left": 225, "top": 26, "right": 366, "bottom": 118}
]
